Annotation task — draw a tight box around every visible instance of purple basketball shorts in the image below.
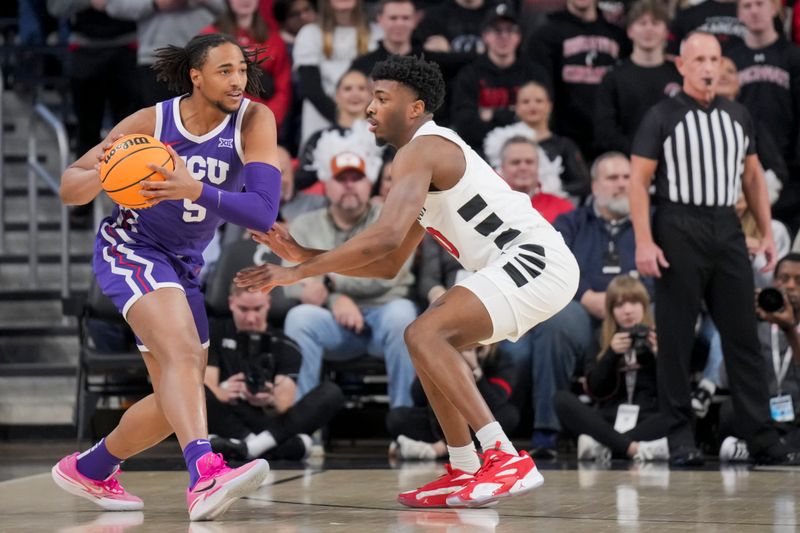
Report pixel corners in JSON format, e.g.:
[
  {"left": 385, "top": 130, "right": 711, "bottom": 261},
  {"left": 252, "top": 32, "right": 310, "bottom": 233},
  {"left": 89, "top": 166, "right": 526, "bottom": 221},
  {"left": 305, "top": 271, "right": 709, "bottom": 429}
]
[{"left": 93, "top": 221, "right": 209, "bottom": 352}]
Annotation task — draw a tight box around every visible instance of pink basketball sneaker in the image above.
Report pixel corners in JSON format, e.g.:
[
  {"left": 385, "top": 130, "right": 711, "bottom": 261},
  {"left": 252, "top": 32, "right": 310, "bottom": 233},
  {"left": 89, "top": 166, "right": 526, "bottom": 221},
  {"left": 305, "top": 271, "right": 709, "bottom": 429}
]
[
  {"left": 51, "top": 452, "right": 143, "bottom": 511},
  {"left": 186, "top": 452, "right": 269, "bottom": 521},
  {"left": 446, "top": 444, "right": 544, "bottom": 507}
]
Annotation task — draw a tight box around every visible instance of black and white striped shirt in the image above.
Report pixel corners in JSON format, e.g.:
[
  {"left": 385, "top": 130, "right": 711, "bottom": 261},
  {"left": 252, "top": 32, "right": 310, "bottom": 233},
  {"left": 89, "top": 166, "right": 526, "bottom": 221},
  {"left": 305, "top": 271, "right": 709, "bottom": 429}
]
[{"left": 632, "top": 91, "right": 757, "bottom": 207}]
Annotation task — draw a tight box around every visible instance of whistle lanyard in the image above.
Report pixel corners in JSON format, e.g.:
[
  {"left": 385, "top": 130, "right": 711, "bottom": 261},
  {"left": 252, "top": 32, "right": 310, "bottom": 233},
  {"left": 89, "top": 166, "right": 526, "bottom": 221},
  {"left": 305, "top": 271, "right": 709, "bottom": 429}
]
[
  {"left": 771, "top": 324, "right": 794, "bottom": 395},
  {"left": 623, "top": 349, "right": 637, "bottom": 405}
]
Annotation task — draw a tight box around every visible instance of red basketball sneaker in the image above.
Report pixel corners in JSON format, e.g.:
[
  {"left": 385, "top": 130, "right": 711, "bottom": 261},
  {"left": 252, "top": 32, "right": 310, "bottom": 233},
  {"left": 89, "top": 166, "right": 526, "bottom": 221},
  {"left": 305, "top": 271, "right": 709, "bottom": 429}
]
[
  {"left": 397, "top": 464, "right": 477, "bottom": 508},
  {"left": 446, "top": 444, "right": 544, "bottom": 507}
]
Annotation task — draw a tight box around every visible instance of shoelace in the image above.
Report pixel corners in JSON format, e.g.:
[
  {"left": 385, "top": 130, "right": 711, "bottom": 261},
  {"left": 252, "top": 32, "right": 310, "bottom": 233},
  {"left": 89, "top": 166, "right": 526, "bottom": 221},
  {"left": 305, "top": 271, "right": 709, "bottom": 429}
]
[
  {"left": 194, "top": 453, "right": 233, "bottom": 485},
  {"left": 473, "top": 450, "right": 506, "bottom": 482},
  {"left": 437, "top": 463, "right": 461, "bottom": 481},
  {"left": 98, "top": 474, "right": 124, "bottom": 495},
  {"left": 432, "top": 464, "right": 471, "bottom": 484}
]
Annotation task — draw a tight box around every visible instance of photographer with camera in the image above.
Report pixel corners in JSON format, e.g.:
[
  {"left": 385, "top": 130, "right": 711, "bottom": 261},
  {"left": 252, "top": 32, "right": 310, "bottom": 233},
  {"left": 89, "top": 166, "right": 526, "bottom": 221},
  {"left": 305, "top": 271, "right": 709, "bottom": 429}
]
[
  {"left": 554, "top": 275, "right": 671, "bottom": 462},
  {"left": 500, "top": 151, "right": 653, "bottom": 458},
  {"left": 718, "top": 253, "right": 800, "bottom": 461},
  {"left": 691, "top": 176, "right": 792, "bottom": 419},
  {"left": 204, "top": 282, "right": 344, "bottom": 461}
]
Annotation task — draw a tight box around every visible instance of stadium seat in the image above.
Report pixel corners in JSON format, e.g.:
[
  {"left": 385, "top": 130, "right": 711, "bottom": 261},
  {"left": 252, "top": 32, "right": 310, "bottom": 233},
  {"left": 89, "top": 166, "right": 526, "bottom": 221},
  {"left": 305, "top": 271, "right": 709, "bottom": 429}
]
[{"left": 74, "top": 279, "right": 149, "bottom": 442}]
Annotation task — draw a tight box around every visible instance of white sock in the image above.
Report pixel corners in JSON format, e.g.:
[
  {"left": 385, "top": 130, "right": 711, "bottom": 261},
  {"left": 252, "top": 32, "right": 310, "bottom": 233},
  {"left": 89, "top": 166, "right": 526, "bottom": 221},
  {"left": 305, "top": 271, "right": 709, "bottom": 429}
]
[
  {"left": 476, "top": 421, "right": 516, "bottom": 456},
  {"left": 447, "top": 442, "right": 481, "bottom": 474},
  {"left": 245, "top": 431, "right": 276, "bottom": 458}
]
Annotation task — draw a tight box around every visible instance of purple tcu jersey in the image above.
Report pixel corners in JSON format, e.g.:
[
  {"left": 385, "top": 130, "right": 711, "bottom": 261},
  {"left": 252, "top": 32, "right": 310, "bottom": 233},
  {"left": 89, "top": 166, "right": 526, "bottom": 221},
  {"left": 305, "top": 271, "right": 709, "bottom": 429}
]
[{"left": 107, "top": 96, "right": 250, "bottom": 260}]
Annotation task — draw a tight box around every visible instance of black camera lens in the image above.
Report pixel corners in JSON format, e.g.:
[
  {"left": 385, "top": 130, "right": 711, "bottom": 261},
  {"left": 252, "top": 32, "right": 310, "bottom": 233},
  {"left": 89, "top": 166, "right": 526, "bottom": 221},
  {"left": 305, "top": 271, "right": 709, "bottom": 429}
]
[{"left": 757, "top": 287, "right": 784, "bottom": 313}]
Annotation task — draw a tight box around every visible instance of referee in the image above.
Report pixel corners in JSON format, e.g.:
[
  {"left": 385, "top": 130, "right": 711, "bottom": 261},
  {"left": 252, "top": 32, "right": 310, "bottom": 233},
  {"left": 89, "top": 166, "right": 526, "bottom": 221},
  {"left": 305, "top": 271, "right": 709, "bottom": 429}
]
[{"left": 629, "top": 32, "right": 798, "bottom": 465}]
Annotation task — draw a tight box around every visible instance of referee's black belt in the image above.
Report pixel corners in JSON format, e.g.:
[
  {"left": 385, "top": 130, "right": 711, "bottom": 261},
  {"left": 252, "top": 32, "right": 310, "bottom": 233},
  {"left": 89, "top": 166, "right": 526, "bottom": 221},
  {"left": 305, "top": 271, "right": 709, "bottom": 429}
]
[{"left": 656, "top": 201, "right": 736, "bottom": 216}]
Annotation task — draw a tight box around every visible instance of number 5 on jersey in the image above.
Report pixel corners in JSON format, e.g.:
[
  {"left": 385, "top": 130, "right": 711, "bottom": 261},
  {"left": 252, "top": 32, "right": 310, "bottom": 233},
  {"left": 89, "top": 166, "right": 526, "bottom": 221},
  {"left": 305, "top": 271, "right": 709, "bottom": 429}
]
[{"left": 183, "top": 199, "right": 207, "bottom": 223}]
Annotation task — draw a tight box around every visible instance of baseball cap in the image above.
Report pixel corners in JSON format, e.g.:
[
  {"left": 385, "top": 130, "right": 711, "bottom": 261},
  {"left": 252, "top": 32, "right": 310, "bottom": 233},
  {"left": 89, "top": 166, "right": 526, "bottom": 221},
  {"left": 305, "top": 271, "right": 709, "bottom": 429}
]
[
  {"left": 482, "top": 3, "right": 519, "bottom": 31},
  {"left": 330, "top": 152, "right": 367, "bottom": 179}
]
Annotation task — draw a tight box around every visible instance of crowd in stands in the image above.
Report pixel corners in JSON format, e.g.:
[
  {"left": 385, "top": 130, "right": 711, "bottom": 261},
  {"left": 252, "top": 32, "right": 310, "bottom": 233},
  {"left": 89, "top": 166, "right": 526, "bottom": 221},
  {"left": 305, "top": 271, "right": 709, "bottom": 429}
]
[{"left": 17, "top": 0, "right": 800, "bottom": 463}]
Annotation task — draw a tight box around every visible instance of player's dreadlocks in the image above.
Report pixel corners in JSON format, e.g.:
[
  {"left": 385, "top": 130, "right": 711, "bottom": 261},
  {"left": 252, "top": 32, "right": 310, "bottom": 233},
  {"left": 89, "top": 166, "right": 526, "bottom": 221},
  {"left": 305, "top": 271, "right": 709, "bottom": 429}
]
[
  {"left": 152, "top": 33, "right": 267, "bottom": 96},
  {"left": 370, "top": 55, "right": 445, "bottom": 114}
]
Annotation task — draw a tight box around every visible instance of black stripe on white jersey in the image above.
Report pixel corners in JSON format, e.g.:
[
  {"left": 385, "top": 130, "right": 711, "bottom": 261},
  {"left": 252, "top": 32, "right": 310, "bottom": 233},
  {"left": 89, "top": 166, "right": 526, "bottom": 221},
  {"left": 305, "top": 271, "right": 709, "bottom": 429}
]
[
  {"left": 662, "top": 107, "right": 747, "bottom": 207},
  {"left": 494, "top": 229, "right": 521, "bottom": 249},
  {"left": 502, "top": 244, "right": 547, "bottom": 288},
  {"left": 457, "top": 195, "right": 547, "bottom": 287},
  {"left": 457, "top": 195, "right": 487, "bottom": 221}
]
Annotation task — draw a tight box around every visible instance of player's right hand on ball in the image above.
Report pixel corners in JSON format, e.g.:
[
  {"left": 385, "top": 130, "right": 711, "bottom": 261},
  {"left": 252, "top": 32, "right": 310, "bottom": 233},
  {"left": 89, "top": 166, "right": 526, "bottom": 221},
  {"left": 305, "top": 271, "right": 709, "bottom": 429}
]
[{"left": 141, "top": 144, "right": 202, "bottom": 202}]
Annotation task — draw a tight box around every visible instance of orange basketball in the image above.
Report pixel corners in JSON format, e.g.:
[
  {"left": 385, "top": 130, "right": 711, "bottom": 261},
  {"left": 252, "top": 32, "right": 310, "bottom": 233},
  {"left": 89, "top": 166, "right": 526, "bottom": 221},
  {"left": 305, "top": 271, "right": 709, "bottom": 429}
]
[{"left": 99, "top": 134, "right": 174, "bottom": 209}]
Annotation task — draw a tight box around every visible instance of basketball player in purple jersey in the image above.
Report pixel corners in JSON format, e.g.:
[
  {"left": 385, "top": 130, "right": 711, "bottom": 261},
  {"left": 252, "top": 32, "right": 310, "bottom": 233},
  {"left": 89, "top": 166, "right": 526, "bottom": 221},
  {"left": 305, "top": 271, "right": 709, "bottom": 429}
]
[
  {"left": 51, "top": 34, "right": 280, "bottom": 521},
  {"left": 237, "top": 56, "right": 580, "bottom": 508}
]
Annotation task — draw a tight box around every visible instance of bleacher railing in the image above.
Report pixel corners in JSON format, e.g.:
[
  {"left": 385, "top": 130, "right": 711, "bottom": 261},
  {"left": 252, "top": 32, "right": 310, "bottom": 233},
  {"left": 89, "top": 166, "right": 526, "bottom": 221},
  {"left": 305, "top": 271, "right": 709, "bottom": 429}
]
[
  {"left": 28, "top": 102, "right": 69, "bottom": 298},
  {"left": 0, "top": 66, "right": 5, "bottom": 253}
]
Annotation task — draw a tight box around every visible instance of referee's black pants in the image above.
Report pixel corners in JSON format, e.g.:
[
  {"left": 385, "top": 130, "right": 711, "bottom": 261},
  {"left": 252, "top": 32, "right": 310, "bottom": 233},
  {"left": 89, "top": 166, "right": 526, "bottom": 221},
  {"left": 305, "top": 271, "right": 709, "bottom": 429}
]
[{"left": 653, "top": 204, "right": 778, "bottom": 454}]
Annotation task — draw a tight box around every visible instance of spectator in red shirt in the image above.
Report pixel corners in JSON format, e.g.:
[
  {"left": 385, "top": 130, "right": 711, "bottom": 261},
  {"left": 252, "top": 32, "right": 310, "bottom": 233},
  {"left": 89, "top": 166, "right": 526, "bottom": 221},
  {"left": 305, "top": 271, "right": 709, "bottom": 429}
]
[
  {"left": 259, "top": 0, "right": 280, "bottom": 32},
  {"left": 794, "top": 0, "right": 800, "bottom": 45},
  {"left": 498, "top": 136, "right": 574, "bottom": 223},
  {"left": 203, "top": 0, "right": 293, "bottom": 128}
]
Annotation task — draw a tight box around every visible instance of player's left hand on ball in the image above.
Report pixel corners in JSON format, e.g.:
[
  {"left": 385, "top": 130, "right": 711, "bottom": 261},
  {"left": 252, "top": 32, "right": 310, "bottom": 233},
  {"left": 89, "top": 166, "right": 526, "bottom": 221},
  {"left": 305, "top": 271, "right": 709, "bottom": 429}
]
[
  {"left": 234, "top": 263, "right": 301, "bottom": 293},
  {"left": 141, "top": 144, "right": 202, "bottom": 202},
  {"left": 97, "top": 133, "right": 126, "bottom": 162}
]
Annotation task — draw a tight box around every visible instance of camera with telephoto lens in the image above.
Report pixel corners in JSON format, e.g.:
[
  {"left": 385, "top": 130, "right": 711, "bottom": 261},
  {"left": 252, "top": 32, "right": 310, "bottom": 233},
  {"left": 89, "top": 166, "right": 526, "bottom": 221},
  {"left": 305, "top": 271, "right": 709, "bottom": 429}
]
[
  {"left": 621, "top": 323, "right": 652, "bottom": 354},
  {"left": 757, "top": 287, "right": 785, "bottom": 314},
  {"left": 238, "top": 332, "right": 276, "bottom": 395}
]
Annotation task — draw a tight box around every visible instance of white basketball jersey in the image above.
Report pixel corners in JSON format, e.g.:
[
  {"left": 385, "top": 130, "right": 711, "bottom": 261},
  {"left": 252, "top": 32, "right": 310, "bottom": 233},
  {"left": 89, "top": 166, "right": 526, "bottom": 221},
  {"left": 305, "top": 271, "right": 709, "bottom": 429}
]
[{"left": 414, "top": 121, "right": 554, "bottom": 272}]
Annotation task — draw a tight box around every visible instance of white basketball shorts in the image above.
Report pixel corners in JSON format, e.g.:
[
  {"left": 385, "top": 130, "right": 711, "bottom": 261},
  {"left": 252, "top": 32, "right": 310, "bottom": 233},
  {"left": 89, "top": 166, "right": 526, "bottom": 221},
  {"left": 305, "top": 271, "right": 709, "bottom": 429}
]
[{"left": 456, "top": 229, "right": 580, "bottom": 345}]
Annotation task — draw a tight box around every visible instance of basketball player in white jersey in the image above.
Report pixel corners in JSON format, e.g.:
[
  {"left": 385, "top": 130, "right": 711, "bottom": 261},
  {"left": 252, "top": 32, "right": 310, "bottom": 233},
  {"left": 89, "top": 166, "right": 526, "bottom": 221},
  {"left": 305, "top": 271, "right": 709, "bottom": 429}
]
[{"left": 236, "top": 55, "right": 579, "bottom": 508}]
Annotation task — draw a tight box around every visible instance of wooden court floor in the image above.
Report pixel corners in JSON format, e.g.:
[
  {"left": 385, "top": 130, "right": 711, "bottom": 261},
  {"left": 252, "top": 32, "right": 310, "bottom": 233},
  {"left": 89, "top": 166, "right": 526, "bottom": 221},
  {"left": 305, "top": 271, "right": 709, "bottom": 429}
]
[{"left": 1, "top": 461, "right": 799, "bottom": 532}]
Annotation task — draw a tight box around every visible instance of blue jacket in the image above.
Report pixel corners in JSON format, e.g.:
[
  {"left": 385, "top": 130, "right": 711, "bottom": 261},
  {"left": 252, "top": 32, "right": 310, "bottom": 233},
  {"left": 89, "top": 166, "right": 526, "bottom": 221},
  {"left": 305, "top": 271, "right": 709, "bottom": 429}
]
[{"left": 553, "top": 203, "right": 653, "bottom": 301}]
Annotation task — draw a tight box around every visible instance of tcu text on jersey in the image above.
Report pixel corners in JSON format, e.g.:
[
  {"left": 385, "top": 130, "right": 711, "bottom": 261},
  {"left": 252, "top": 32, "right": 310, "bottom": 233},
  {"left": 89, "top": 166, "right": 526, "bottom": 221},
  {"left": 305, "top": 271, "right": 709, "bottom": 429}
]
[{"left": 181, "top": 155, "right": 230, "bottom": 185}]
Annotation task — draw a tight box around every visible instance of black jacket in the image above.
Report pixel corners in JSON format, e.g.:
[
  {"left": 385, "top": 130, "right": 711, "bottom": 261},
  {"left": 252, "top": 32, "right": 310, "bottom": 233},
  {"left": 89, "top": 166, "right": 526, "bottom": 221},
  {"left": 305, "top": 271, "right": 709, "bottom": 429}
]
[
  {"left": 452, "top": 54, "right": 551, "bottom": 152},
  {"left": 528, "top": 10, "right": 630, "bottom": 156},
  {"left": 593, "top": 59, "right": 681, "bottom": 154}
]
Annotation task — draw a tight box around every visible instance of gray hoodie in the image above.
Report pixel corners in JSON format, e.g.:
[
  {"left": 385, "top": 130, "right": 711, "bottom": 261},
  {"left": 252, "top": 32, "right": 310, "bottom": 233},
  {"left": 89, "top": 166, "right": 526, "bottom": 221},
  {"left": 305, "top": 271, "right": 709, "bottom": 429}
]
[{"left": 106, "top": 0, "right": 226, "bottom": 65}]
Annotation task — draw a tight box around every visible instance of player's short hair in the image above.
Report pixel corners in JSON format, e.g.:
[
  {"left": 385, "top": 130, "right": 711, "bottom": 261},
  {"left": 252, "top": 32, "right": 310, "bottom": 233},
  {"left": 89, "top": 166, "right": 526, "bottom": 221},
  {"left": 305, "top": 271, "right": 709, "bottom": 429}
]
[
  {"left": 371, "top": 55, "right": 445, "bottom": 114},
  {"left": 152, "top": 33, "right": 267, "bottom": 96},
  {"left": 626, "top": 0, "right": 669, "bottom": 28}
]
